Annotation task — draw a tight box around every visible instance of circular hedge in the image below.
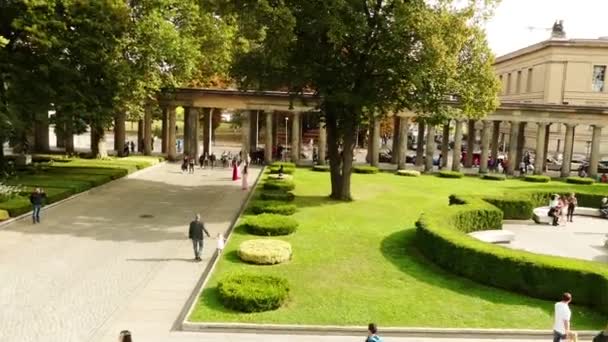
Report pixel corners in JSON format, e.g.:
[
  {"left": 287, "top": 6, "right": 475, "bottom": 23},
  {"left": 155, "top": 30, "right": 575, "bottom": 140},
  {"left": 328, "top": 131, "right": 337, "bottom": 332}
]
[
  {"left": 238, "top": 239, "right": 292, "bottom": 265},
  {"left": 566, "top": 176, "right": 595, "bottom": 185},
  {"left": 271, "top": 162, "right": 296, "bottom": 168},
  {"left": 438, "top": 170, "right": 464, "bottom": 178},
  {"left": 242, "top": 213, "right": 299, "bottom": 235},
  {"left": 218, "top": 274, "right": 289, "bottom": 312},
  {"left": 250, "top": 201, "right": 297, "bottom": 216},
  {"left": 396, "top": 170, "right": 421, "bottom": 177},
  {"left": 268, "top": 166, "right": 296, "bottom": 175},
  {"left": 524, "top": 175, "right": 550, "bottom": 183},
  {"left": 263, "top": 180, "right": 295, "bottom": 191},
  {"left": 353, "top": 165, "right": 379, "bottom": 174},
  {"left": 312, "top": 165, "right": 330, "bottom": 172},
  {"left": 267, "top": 173, "right": 293, "bottom": 181},
  {"left": 260, "top": 191, "right": 295, "bottom": 202},
  {"left": 481, "top": 173, "right": 506, "bottom": 181}
]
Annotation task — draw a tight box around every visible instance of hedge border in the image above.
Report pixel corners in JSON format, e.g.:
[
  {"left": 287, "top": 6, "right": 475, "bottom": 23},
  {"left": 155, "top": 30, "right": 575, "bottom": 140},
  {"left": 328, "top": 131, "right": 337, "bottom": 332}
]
[
  {"left": 438, "top": 170, "right": 464, "bottom": 178},
  {"left": 353, "top": 165, "right": 379, "bottom": 174},
  {"left": 524, "top": 175, "right": 551, "bottom": 183},
  {"left": 566, "top": 176, "right": 595, "bottom": 185}
]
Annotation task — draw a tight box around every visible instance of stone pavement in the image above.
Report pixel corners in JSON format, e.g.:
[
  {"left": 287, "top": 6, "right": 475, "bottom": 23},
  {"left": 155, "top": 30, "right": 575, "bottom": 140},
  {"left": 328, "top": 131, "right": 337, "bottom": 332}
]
[
  {"left": 0, "top": 162, "right": 260, "bottom": 342},
  {"left": 503, "top": 217, "right": 608, "bottom": 262}
]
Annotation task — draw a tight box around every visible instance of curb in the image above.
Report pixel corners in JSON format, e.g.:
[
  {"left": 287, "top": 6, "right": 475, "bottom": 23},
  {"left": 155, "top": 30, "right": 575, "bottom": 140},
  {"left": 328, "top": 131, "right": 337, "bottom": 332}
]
[
  {"left": 174, "top": 165, "right": 265, "bottom": 331},
  {"left": 0, "top": 160, "right": 166, "bottom": 229},
  {"left": 180, "top": 322, "right": 597, "bottom": 340}
]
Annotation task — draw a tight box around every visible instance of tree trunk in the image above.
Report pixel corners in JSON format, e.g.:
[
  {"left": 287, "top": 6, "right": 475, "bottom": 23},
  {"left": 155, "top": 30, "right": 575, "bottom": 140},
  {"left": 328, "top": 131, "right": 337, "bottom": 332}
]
[
  {"left": 326, "top": 106, "right": 356, "bottom": 201},
  {"left": 114, "top": 112, "right": 126, "bottom": 157},
  {"left": 64, "top": 120, "right": 74, "bottom": 154},
  {"left": 91, "top": 124, "right": 108, "bottom": 158}
]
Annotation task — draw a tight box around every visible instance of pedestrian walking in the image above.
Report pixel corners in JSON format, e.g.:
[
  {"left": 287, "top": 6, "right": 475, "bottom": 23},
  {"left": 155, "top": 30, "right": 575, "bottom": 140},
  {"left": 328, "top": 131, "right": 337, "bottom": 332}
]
[
  {"left": 553, "top": 292, "right": 577, "bottom": 342},
  {"left": 567, "top": 193, "right": 577, "bottom": 223},
  {"left": 130, "top": 141, "right": 135, "bottom": 153},
  {"left": 232, "top": 160, "right": 240, "bottom": 181},
  {"left": 216, "top": 232, "right": 225, "bottom": 254},
  {"left": 188, "top": 214, "right": 210, "bottom": 262},
  {"left": 181, "top": 156, "right": 188, "bottom": 173},
  {"left": 210, "top": 152, "right": 216, "bottom": 169},
  {"left": 119, "top": 330, "right": 133, "bottom": 342},
  {"left": 366, "top": 323, "right": 383, "bottom": 342},
  {"left": 188, "top": 156, "right": 195, "bottom": 174},
  {"left": 29, "top": 188, "right": 46, "bottom": 224},
  {"left": 241, "top": 162, "right": 249, "bottom": 190}
]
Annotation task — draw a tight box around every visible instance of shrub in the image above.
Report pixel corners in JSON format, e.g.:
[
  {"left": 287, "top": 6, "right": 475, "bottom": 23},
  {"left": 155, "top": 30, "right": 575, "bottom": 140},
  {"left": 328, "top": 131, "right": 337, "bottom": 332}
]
[
  {"left": 524, "top": 175, "right": 550, "bottom": 183},
  {"left": 0, "top": 184, "right": 25, "bottom": 202},
  {"left": 263, "top": 180, "right": 295, "bottom": 191},
  {"left": 267, "top": 174, "right": 293, "bottom": 181},
  {"left": 396, "top": 170, "right": 420, "bottom": 177},
  {"left": 0, "top": 187, "right": 73, "bottom": 217},
  {"left": 238, "top": 239, "right": 292, "bottom": 265},
  {"left": 312, "top": 165, "right": 330, "bottom": 172},
  {"left": 416, "top": 193, "right": 608, "bottom": 315},
  {"left": 218, "top": 274, "right": 290, "bottom": 312},
  {"left": 481, "top": 174, "right": 506, "bottom": 181},
  {"left": 268, "top": 166, "right": 296, "bottom": 175},
  {"left": 483, "top": 195, "right": 533, "bottom": 220},
  {"left": 241, "top": 213, "right": 299, "bottom": 235},
  {"left": 260, "top": 191, "right": 295, "bottom": 202},
  {"left": 438, "top": 170, "right": 464, "bottom": 178},
  {"left": 0, "top": 209, "right": 9, "bottom": 221},
  {"left": 249, "top": 201, "right": 297, "bottom": 216},
  {"left": 353, "top": 165, "right": 379, "bottom": 174},
  {"left": 271, "top": 162, "right": 296, "bottom": 168},
  {"left": 566, "top": 176, "right": 595, "bottom": 185}
]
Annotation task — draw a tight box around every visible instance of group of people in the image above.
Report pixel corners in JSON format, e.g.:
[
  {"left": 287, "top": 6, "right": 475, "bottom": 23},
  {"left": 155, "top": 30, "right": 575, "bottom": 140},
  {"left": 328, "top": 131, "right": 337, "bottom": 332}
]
[{"left": 548, "top": 193, "right": 578, "bottom": 226}]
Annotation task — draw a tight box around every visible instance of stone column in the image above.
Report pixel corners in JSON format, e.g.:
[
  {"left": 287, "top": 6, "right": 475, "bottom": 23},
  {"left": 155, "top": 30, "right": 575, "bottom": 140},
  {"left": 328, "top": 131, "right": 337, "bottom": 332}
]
[
  {"left": 560, "top": 123, "right": 576, "bottom": 178},
  {"left": 370, "top": 116, "right": 380, "bottom": 167},
  {"left": 34, "top": 112, "right": 50, "bottom": 152},
  {"left": 183, "top": 109, "right": 190, "bottom": 156},
  {"left": 318, "top": 121, "right": 327, "bottom": 165},
  {"left": 202, "top": 108, "right": 212, "bottom": 155},
  {"left": 479, "top": 121, "right": 491, "bottom": 174},
  {"left": 264, "top": 111, "right": 273, "bottom": 164},
  {"left": 241, "top": 110, "right": 250, "bottom": 158},
  {"left": 424, "top": 124, "right": 436, "bottom": 173},
  {"left": 137, "top": 119, "right": 144, "bottom": 152},
  {"left": 534, "top": 122, "right": 548, "bottom": 175},
  {"left": 291, "top": 112, "right": 300, "bottom": 163},
  {"left": 161, "top": 108, "right": 168, "bottom": 153},
  {"left": 143, "top": 108, "right": 152, "bottom": 156},
  {"left": 391, "top": 116, "right": 400, "bottom": 164},
  {"left": 114, "top": 112, "right": 126, "bottom": 156},
  {"left": 543, "top": 124, "right": 551, "bottom": 171},
  {"left": 441, "top": 122, "right": 450, "bottom": 168},
  {"left": 250, "top": 110, "right": 259, "bottom": 153},
  {"left": 507, "top": 121, "right": 519, "bottom": 175},
  {"left": 464, "top": 119, "right": 475, "bottom": 168},
  {"left": 491, "top": 121, "right": 500, "bottom": 162},
  {"left": 451, "top": 120, "right": 463, "bottom": 172},
  {"left": 589, "top": 125, "right": 603, "bottom": 179},
  {"left": 515, "top": 122, "right": 527, "bottom": 166},
  {"left": 397, "top": 117, "right": 409, "bottom": 169},
  {"left": 415, "top": 121, "right": 425, "bottom": 166},
  {"left": 193, "top": 109, "right": 200, "bottom": 158},
  {"left": 167, "top": 106, "right": 177, "bottom": 161}
]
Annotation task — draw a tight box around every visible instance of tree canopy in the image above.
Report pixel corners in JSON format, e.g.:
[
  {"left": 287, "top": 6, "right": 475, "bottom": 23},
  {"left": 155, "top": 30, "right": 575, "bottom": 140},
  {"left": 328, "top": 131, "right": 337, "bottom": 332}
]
[{"left": 229, "top": 0, "right": 500, "bottom": 200}]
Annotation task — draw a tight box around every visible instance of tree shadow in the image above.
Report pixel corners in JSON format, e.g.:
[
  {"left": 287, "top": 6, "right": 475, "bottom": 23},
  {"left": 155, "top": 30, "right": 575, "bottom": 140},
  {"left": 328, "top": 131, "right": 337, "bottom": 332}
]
[{"left": 293, "top": 195, "right": 345, "bottom": 209}]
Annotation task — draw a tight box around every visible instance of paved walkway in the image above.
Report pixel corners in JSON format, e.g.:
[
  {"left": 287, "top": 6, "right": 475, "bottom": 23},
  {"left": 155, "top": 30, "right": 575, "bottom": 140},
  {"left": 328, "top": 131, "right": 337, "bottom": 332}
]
[
  {"left": 503, "top": 217, "right": 608, "bottom": 262},
  {"left": 0, "top": 162, "right": 260, "bottom": 342}
]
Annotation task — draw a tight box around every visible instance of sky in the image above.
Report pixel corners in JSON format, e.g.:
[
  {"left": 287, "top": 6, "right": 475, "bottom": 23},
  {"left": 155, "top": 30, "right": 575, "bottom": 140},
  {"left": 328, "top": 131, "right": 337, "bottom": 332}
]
[{"left": 484, "top": 0, "right": 608, "bottom": 57}]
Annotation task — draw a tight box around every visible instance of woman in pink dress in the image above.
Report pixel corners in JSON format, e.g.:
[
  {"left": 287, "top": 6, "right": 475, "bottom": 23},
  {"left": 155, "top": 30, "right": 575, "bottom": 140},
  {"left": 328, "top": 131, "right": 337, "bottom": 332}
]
[
  {"left": 241, "top": 163, "right": 249, "bottom": 190},
  {"left": 232, "top": 161, "right": 239, "bottom": 181}
]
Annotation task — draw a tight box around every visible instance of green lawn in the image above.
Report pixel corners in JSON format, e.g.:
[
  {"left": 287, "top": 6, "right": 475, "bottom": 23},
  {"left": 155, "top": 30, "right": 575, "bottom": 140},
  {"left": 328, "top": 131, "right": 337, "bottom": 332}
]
[{"left": 190, "top": 170, "right": 607, "bottom": 329}]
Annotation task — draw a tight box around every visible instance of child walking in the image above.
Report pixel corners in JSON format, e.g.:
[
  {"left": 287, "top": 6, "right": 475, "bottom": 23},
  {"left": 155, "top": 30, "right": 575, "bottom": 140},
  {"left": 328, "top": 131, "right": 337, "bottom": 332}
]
[{"left": 216, "top": 232, "right": 225, "bottom": 254}]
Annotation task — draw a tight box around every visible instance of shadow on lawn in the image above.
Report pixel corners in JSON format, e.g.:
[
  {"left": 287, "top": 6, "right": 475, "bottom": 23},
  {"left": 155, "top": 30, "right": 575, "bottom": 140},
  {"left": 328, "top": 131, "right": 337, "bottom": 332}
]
[
  {"left": 380, "top": 228, "right": 555, "bottom": 315},
  {"left": 293, "top": 195, "right": 348, "bottom": 209}
]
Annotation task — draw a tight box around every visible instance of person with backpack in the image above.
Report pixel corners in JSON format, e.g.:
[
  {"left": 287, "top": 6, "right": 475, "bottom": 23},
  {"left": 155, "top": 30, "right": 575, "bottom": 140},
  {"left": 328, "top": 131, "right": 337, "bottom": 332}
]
[{"left": 366, "top": 323, "right": 383, "bottom": 342}]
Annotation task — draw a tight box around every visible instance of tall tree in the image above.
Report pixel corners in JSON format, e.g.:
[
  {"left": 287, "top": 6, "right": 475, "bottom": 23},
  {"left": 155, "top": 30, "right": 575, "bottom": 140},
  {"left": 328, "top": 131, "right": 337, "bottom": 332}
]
[{"left": 230, "top": 0, "right": 500, "bottom": 200}]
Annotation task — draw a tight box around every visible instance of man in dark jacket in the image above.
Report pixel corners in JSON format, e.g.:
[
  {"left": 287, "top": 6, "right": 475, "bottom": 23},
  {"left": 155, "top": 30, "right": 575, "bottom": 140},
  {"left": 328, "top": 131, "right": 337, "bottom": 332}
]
[
  {"left": 29, "top": 188, "right": 46, "bottom": 224},
  {"left": 188, "top": 214, "right": 210, "bottom": 261}
]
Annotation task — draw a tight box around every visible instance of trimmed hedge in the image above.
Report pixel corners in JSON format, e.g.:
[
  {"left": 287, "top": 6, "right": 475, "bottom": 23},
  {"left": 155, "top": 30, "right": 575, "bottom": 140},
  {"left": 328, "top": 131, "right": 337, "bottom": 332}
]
[
  {"left": 353, "top": 165, "right": 379, "bottom": 174},
  {"left": 396, "top": 170, "right": 420, "bottom": 177},
  {"left": 416, "top": 193, "right": 608, "bottom": 315},
  {"left": 0, "top": 209, "right": 9, "bottom": 221},
  {"left": 566, "top": 176, "right": 595, "bottom": 185},
  {"left": 217, "top": 274, "right": 290, "bottom": 312},
  {"left": 241, "top": 213, "right": 299, "bottom": 235},
  {"left": 268, "top": 166, "right": 296, "bottom": 175},
  {"left": 250, "top": 201, "right": 297, "bottom": 216},
  {"left": 438, "top": 170, "right": 464, "bottom": 178},
  {"left": 483, "top": 195, "right": 533, "bottom": 220},
  {"left": 312, "top": 165, "right": 330, "bottom": 172},
  {"left": 0, "top": 187, "right": 74, "bottom": 217},
  {"left": 263, "top": 180, "right": 295, "bottom": 191},
  {"left": 481, "top": 174, "right": 506, "bottom": 181},
  {"left": 524, "top": 175, "right": 550, "bottom": 183},
  {"left": 260, "top": 191, "right": 295, "bottom": 202},
  {"left": 238, "top": 239, "right": 292, "bottom": 265},
  {"left": 271, "top": 162, "right": 296, "bottom": 168}
]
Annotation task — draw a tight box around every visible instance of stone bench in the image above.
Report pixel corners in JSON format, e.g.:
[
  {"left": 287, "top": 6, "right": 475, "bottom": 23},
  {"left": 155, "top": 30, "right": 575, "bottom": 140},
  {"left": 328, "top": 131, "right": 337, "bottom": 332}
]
[
  {"left": 468, "top": 230, "right": 515, "bottom": 244},
  {"left": 533, "top": 206, "right": 602, "bottom": 224}
]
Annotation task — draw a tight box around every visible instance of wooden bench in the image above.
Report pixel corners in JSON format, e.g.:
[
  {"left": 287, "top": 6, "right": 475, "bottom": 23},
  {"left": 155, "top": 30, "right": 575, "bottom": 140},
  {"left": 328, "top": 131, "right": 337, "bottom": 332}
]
[
  {"left": 532, "top": 206, "right": 602, "bottom": 224},
  {"left": 468, "top": 230, "right": 515, "bottom": 244}
]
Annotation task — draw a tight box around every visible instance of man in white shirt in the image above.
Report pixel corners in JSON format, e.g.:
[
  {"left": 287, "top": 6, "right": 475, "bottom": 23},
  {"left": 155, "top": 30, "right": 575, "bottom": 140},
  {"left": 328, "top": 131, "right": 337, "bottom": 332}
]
[{"left": 553, "top": 292, "right": 577, "bottom": 342}]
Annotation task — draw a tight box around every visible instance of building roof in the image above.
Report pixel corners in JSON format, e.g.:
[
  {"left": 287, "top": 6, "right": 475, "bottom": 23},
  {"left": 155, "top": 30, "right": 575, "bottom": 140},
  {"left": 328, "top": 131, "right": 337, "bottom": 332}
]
[{"left": 495, "top": 38, "right": 608, "bottom": 64}]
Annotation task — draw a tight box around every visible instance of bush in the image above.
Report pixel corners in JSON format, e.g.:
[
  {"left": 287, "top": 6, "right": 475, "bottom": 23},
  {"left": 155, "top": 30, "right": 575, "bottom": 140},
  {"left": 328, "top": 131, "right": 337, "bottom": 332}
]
[
  {"left": 271, "top": 162, "right": 296, "bottom": 168},
  {"left": 566, "top": 176, "right": 595, "bottom": 185},
  {"left": 483, "top": 195, "right": 533, "bottom": 220},
  {"left": 238, "top": 239, "right": 292, "bottom": 265},
  {"left": 524, "top": 175, "right": 550, "bottom": 183},
  {"left": 416, "top": 193, "right": 608, "bottom": 315},
  {"left": 396, "top": 170, "right": 420, "bottom": 177},
  {"left": 0, "top": 209, "right": 9, "bottom": 221},
  {"left": 218, "top": 274, "right": 290, "bottom": 312},
  {"left": 312, "top": 165, "right": 330, "bottom": 172},
  {"left": 438, "top": 170, "right": 464, "bottom": 178},
  {"left": 268, "top": 166, "right": 296, "bottom": 175},
  {"left": 353, "top": 165, "right": 379, "bottom": 174},
  {"left": 0, "top": 187, "right": 73, "bottom": 217},
  {"left": 241, "top": 213, "right": 299, "bottom": 235},
  {"left": 263, "top": 180, "right": 295, "bottom": 191},
  {"left": 250, "top": 201, "right": 297, "bottom": 216},
  {"left": 260, "top": 191, "right": 295, "bottom": 202},
  {"left": 482, "top": 174, "right": 506, "bottom": 181}
]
